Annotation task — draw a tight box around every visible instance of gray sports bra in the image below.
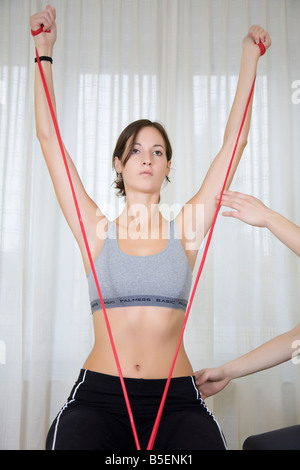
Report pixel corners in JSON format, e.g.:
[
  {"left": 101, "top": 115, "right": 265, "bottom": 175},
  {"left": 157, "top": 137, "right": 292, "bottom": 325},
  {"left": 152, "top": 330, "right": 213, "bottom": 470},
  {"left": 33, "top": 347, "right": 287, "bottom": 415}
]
[{"left": 87, "top": 219, "right": 193, "bottom": 313}]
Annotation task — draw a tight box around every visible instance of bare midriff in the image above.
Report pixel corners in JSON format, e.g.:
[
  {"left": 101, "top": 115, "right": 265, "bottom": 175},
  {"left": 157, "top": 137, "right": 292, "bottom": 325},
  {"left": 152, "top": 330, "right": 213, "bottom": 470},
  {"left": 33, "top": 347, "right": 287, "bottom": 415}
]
[{"left": 83, "top": 305, "right": 194, "bottom": 379}]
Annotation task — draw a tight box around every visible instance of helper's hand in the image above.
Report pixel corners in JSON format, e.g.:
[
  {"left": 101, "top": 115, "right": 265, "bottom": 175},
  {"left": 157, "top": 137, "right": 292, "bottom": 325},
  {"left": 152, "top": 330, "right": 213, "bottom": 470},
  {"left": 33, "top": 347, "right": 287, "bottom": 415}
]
[
  {"left": 194, "top": 367, "right": 230, "bottom": 400},
  {"left": 217, "top": 190, "right": 271, "bottom": 228}
]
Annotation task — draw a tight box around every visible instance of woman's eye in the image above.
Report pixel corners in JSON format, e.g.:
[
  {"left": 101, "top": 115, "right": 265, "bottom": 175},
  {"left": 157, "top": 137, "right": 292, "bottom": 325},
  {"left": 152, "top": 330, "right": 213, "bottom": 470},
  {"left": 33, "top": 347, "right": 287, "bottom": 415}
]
[
  {"left": 131, "top": 148, "right": 140, "bottom": 154},
  {"left": 153, "top": 150, "right": 162, "bottom": 156}
]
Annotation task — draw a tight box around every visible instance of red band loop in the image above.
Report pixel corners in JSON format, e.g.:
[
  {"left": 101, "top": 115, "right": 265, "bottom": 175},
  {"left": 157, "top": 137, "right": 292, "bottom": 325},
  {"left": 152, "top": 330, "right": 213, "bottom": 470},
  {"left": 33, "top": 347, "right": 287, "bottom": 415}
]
[
  {"left": 257, "top": 41, "right": 266, "bottom": 56},
  {"left": 31, "top": 26, "right": 51, "bottom": 36}
]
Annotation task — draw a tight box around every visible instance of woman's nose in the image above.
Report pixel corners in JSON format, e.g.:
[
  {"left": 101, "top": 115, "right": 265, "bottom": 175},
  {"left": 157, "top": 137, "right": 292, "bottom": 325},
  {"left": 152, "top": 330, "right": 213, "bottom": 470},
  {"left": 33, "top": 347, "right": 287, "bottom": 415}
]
[{"left": 142, "top": 154, "right": 152, "bottom": 165}]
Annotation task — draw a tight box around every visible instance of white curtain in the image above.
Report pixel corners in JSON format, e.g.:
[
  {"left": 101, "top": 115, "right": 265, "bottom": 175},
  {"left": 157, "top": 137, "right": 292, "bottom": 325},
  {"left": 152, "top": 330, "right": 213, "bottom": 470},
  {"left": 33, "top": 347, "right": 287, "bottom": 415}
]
[{"left": 0, "top": 0, "right": 299, "bottom": 450}]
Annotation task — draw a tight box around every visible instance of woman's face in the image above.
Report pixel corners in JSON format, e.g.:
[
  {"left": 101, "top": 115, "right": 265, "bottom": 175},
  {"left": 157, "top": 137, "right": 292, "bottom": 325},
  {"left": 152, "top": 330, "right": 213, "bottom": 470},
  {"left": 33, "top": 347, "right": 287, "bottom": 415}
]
[{"left": 114, "top": 126, "right": 171, "bottom": 197}]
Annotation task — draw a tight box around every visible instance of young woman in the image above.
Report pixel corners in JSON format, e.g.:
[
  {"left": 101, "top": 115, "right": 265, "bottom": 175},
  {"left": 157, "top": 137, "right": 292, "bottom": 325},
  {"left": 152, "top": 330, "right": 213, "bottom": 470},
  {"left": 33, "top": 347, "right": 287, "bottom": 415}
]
[{"left": 30, "top": 6, "right": 271, "bottom": 450}]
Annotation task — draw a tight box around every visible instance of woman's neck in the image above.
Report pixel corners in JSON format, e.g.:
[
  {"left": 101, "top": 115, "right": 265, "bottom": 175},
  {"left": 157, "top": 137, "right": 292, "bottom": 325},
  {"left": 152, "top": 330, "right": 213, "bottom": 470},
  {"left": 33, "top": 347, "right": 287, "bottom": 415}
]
[{"left": 117, "top": 195, "right": 164, "bottom": 241}]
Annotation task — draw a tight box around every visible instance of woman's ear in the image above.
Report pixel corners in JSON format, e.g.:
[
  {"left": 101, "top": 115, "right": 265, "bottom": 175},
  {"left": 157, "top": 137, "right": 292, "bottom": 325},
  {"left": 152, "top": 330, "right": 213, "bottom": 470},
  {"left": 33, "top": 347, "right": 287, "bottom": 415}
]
[
  {"left": 114, "top": 156, "right": 122, "bottom": 174},
  {"left": 166, "top": 160, "right": 171, "bottom": 177}
]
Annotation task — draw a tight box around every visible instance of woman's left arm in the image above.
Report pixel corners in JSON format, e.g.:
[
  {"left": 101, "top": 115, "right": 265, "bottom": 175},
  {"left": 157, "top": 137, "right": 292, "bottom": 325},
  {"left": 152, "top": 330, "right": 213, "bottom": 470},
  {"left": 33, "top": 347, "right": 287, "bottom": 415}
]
[{"left": 177, "top": 26, "right": 271, "bottom": 261}]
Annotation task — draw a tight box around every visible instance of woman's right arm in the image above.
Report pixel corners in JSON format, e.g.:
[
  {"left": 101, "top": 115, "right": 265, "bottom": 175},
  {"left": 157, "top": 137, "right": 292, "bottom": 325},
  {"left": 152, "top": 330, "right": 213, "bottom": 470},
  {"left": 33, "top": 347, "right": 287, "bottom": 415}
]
[{"left": 31, "top": 6, "right": 105, "bottom": 271}]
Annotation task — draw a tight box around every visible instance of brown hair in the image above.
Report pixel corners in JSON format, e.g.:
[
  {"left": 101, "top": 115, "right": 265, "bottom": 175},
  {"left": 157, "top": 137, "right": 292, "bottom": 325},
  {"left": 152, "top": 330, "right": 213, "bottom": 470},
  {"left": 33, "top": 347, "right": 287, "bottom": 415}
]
[{"left": 112, "top": 119, "right": 172, "bottom": 197}]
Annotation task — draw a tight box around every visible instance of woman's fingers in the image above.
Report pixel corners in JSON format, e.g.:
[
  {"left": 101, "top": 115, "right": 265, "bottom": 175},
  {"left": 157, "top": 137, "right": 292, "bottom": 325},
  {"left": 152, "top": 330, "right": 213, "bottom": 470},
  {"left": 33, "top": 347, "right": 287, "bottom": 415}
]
[
  {"left": 248, "top": 25, "right": 271, "bottom": 49},
  {"left": 30, "top": 5, "right": 56, "bottom": 32}
]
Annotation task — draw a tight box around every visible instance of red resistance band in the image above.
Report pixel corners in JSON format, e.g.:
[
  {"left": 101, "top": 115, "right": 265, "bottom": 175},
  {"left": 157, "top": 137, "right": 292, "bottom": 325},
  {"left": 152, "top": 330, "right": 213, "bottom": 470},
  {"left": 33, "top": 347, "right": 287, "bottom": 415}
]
[
  {"left": 33, "top": 27, "right": 262, "bottom": 450},
  {"left": 147, "top": 76, "right": 256, "bottom": 449},
  {"left": 257, "top": 41, "right": 266, "bottom": 56},
  {"left": 31, "top": 26, "right": 51, "bottom": 36},
  {"left": 33, "top": 31, "right": 140, "bottom": 450}
]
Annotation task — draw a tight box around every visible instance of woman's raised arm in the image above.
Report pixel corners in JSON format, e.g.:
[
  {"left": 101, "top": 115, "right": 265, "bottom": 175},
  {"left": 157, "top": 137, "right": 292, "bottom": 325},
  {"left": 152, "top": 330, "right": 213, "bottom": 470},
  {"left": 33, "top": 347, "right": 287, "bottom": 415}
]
[
  {"left": 31, "top": 6, "right": 104, "bottom": 271},
  {"left": 177, "top": 26, "right": 271, "bottom": 266}
]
